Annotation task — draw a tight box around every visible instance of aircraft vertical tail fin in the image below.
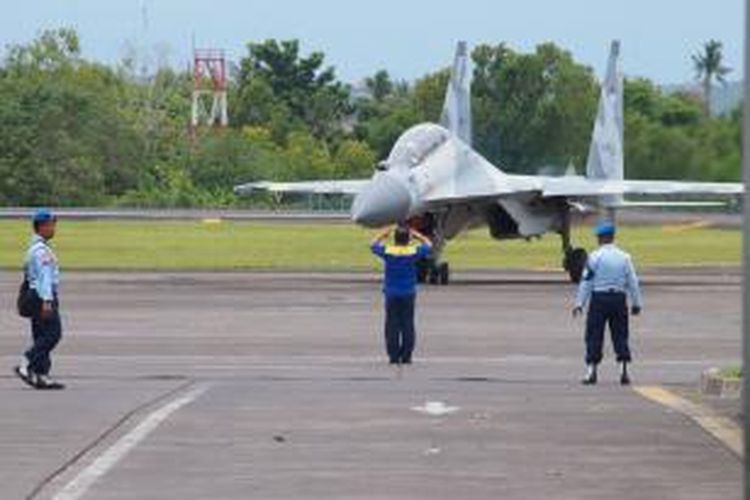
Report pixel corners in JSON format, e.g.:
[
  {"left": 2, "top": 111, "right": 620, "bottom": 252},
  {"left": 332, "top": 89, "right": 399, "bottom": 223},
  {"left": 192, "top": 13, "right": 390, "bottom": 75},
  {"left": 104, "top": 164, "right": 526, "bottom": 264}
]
[
  {"left": 440, "top": 41, "right": 473, "bottom": 146},
  {"left": 586, "top": 40, "right": 624, "bottom": 207}
]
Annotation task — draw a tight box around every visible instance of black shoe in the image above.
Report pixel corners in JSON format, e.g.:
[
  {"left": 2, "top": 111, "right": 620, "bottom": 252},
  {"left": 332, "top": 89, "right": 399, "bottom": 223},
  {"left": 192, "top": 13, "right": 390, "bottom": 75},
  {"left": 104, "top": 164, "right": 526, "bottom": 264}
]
[
  {"left": 13, "top": 365, "right": 36, "bottom": 389},
  {"left": 581, "top": 372, "right": 597, "bottom": 385},
  {"left": 620, "top": 372, "right": 631, "bottom": 386},
  {"left": 401, "top": 359, "right": 412, "bottom": 365},
  {"left": 34, "top": 374, "right": 65, "bottom": 390}
]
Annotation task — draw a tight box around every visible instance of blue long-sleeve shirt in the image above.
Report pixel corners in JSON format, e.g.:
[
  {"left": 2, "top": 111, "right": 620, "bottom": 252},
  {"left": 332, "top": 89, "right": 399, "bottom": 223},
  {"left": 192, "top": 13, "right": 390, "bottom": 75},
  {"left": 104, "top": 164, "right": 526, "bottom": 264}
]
[
  {"left": 25, "top": 234, "right": 60, "bottom": 302},
  {"left": 371, "top": 242, "right": 431, "bottom": 297},
  {"left": 575, "top": 243, "right": 642, "bottom": 309}
]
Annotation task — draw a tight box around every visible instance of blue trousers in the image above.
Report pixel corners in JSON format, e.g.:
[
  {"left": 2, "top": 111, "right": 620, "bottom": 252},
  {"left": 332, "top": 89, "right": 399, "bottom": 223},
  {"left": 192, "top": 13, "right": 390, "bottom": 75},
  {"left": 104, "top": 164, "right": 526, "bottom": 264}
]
[
  {"left": 25, "top": 301, "right": 62, "bottom": 376},
  {"left": 385, "top": 295, "right": 416, "bottom": 364},
  {"left": 585, "top": 292, "right": 631, "bottom": 365}
]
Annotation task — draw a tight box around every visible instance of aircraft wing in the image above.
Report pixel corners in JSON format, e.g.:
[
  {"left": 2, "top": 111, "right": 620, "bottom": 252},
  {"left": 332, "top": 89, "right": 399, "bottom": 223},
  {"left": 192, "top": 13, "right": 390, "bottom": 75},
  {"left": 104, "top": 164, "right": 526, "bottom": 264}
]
[
  {"left": 420, "top": 170, "right": 742, "bottom": 206},
  {"left": 539, "top": 177, "right": 743, "bottom": 197},
  {"left": 234, "top": 179, "right": 370, "bottom": 196}
]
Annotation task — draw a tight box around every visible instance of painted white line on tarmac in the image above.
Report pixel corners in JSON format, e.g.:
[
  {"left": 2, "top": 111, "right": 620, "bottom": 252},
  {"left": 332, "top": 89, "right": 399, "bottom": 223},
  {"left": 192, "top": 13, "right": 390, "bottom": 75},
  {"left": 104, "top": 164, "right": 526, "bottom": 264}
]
[{"left": 52, "top": 384, "right": 208, "bottom": 500}]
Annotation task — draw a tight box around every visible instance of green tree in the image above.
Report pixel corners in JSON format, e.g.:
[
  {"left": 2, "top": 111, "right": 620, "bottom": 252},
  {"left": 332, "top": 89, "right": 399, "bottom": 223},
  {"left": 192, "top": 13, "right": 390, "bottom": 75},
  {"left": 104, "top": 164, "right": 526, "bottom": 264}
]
[
  {"left": 624, "top": 78, "right": 702, "bottom": 127},
  {"left": 412, "top": 69, "right": 450, "bottom": 122},
  {"left": 233, "top": 39, "right": 351, "bottom": 143},
  {"left": 353, "top": 75, "right": 421, "bottom": 160},
  {"left": 333, "top": 139, "right": 376, "bottom": 178},
  {"left": 623, "top": 78, "right": 739, "bottom": 181},
  {"left": 0, "top": 29, "right": 740, "bottom": 209},
  {"left": 281, "top": 131, "right": 336, "bottom": 180},
  {"left": 353, "top": 102, "right": 421, "bottom": 160},
  {"left": 471, "top": 42, "right": 598, "bottom": 172},
  {"left": 4, "top": 27, "right": 80, "bottom": 73},
  {"left": 0, "top": 29, "right": 143, "bottom": 205},
  {"left": 692, "top": 39, "right": 731, "bottom": 117},
  {"left": 365, "top": 70, "right": 394, "bottom": 102}
]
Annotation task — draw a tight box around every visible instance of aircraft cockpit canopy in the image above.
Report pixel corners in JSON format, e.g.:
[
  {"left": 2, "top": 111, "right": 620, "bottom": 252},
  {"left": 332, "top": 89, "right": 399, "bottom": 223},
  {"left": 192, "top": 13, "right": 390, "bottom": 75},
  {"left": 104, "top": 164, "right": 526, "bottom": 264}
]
[{"left": 386, "top": 124, "right": 450, "bottom": 169}]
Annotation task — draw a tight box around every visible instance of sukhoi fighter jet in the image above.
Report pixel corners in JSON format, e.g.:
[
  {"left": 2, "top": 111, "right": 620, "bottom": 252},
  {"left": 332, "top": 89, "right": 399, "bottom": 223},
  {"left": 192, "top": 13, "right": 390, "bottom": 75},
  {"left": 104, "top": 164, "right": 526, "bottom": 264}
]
[{"left": 235, "top": 41, "right": 743, "bottom": 284}]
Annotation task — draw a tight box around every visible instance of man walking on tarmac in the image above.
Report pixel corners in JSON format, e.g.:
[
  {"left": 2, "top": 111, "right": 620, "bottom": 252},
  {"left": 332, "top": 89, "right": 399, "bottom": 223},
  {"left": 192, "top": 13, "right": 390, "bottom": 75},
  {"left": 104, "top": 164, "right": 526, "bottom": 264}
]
[
  {"left": 371, "top": 224, "right": 432, "bottom": 366},
  {"left": 14, "top": 209, "right": 65, "bottom": 390},
  {"left": 573, "top": 221, "right": 643, "bottom": 386}
]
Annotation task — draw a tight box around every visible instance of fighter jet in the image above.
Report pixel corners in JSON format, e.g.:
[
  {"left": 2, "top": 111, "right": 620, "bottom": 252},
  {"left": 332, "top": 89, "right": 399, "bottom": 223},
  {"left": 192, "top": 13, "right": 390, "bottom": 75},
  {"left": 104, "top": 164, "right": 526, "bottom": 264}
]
[{"left": 235, "top": 41, "right": 743, "bottom": 284}]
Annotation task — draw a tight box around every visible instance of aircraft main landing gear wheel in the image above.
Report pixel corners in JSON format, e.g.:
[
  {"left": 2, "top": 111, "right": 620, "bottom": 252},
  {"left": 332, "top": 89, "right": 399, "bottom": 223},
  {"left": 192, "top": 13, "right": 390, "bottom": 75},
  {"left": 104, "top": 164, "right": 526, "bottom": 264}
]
[
  {"left": 428, "top": 262, "right": 450, "bottom": 285},
  {"left": 416, "top": 260, "right": 429, "bottom": 284},
  {"left": 438, "top": 262, "right": 450, "bottom": 285},
  {"left": 428, "top": 266, "right": 440, "bottom": 285},
  {"left": 418, "top": 259, "right": 449, "bottom": 286},
  {"left": 564, "top": 248, "right": 588, "bottom": 284}
]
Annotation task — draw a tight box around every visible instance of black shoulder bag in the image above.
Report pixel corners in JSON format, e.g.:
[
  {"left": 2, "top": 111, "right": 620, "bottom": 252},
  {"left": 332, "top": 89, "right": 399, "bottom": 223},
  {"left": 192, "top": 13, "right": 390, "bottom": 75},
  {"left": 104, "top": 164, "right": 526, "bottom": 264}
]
[{"left": 17, "top": 272, "right": 38, "bottom": 318}]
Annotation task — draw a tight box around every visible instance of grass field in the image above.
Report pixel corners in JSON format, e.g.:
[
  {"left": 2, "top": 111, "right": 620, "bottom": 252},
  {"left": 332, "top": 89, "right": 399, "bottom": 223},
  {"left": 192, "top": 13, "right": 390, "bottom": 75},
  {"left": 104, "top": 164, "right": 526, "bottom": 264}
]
[{"left": 0, "top": 219, "right": 740, "bottom": 271}]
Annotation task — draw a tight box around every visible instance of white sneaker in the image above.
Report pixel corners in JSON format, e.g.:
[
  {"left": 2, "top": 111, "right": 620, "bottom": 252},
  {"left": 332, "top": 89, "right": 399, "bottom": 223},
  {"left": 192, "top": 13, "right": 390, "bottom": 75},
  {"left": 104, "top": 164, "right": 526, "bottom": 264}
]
[
  {"left": 13, "top": 364, "right": 36, "bottom": 388},
  {"left": 581, "top": 365, "right": 597, "bottom": 385}
]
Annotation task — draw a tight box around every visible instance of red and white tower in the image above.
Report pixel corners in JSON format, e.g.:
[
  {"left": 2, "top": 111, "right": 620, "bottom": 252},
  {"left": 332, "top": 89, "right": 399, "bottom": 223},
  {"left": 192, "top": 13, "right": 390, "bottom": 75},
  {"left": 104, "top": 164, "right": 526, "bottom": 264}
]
[{"left": 191, "top": 48, "right": 228, "bottom": 128}]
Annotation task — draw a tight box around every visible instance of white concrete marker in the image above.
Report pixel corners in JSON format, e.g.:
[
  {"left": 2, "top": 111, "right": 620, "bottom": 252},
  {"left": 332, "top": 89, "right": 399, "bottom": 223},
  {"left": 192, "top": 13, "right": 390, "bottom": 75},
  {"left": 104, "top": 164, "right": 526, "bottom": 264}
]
[
  {"left": 411, "top": 401, "right": 460, "bottom": 417},
  {"left": 412, "top": 402, "right": 459, "bottom": 456},
  {"left": 53, "top": 384, "right": 208, "bottom": 500}
]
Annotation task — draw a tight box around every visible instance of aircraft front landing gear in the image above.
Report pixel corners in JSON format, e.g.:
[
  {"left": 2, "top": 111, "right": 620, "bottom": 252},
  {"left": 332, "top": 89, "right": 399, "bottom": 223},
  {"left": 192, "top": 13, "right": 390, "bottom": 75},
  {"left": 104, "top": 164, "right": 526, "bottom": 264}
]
[
  {"left": 564, "top": 248, "right": 588, "bottom": 284},
  {"left": 560, "top": 210, "right": 587, "bottom": 284},
  {"left": 418, "top": 259, "right": 450, "bottom": 285}
]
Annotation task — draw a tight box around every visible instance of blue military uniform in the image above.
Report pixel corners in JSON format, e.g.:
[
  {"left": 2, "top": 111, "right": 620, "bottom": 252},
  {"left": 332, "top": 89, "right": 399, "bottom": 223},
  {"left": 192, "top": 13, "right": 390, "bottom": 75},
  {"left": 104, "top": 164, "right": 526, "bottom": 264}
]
[
  {"left": 575, "top": 222, "right": 642, "bottom": 384},
  {"left": 371, "top": 241, "right": 431, "bottom": 364},
  {"left": 17, "top": 210, "right": 63, "bottom": 388},
  {"left": 27, "top": 233, "right": 60, "bottom": 304}
]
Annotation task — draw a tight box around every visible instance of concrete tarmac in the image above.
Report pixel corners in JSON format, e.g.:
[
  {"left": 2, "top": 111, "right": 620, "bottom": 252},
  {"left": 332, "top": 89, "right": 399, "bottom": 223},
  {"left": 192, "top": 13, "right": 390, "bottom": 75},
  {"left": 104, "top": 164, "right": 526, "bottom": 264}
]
[{"left": 0, "top": 269, "right": 742, "bottom": 499}]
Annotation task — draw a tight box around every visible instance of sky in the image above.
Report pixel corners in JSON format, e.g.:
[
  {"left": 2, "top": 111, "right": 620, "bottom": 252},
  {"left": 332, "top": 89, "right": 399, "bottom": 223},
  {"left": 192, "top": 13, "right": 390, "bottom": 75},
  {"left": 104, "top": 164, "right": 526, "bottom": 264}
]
[{"left": 0, "top": 0, "right": 744, "bottom": 85}]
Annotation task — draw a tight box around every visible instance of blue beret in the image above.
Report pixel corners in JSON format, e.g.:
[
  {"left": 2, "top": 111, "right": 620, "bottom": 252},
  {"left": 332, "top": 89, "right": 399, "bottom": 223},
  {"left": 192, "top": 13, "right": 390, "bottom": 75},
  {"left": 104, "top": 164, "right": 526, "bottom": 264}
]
[
  {"left": 32, "top": 209, "right": 56, "bottom": 224},
  {"left": 594, "top": 221, "right": 616, "bottom": 237}
]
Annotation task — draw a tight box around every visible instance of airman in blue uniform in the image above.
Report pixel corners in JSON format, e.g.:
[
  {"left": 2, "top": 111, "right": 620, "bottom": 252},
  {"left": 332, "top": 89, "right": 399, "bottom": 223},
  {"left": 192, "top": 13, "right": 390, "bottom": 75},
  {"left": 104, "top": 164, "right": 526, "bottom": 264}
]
[
  {"left": 14, "top": 209, "right": 64, "bottom": 390},
  {"left": 371, "top": 225, "right": 432, "bottom": 366},
  {"left": 573, "top": 222, "right": 642, "bottom": 385}
]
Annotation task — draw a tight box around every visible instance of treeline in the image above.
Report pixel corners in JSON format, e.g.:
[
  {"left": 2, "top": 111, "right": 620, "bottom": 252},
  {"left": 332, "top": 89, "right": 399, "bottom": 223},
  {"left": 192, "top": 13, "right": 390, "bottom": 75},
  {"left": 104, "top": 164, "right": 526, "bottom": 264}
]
[{"left": 0, "top": 29, "right": 740, "bottom": 207}]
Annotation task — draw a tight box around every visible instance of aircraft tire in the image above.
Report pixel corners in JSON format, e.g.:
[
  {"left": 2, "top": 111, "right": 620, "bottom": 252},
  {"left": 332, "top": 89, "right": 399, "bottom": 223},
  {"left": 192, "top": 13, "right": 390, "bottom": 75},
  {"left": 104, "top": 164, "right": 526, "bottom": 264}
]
[
  {"left": 428, "top": 266, "right": 440, "bottom": 285},
  {"left": 566, "top": 248, "right": 588, "bottom": 284},
  {"left": 416, "top": 260, "right": 429, "bottom": 283},
  {"left": 438, "top": 262, "right": 450, "bottom": 285}
]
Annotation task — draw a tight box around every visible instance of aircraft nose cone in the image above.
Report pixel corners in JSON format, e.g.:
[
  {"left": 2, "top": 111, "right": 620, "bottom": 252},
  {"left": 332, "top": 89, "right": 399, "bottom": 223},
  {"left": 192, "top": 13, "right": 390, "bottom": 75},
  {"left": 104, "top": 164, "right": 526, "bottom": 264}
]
[{"left": 351, "top": 174, "right": 411, "bottom": 227}]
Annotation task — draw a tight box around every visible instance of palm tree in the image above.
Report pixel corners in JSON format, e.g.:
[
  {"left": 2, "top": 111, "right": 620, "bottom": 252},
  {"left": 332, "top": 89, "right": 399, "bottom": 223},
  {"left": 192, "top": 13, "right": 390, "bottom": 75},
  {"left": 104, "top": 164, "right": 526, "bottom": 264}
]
[{"left": 692, "top": 40, "right": 731, "bottom": 117}]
